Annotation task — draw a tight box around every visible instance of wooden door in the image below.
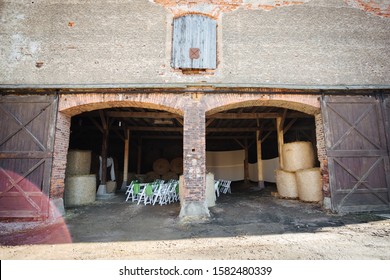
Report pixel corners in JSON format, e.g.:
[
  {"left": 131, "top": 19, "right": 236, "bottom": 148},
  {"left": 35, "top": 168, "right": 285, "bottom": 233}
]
[
  {"left": 0, "top": 95, "right": 58, "bottom": 219},
  {"left": 321, "top": 95, "right": 390, "bottom": 213}
]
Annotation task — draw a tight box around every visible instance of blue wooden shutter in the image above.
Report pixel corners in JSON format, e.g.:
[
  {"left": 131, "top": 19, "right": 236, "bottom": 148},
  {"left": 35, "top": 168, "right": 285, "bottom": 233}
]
[{"left": 172, "top": 15, "right": 217, "bottom": 69}]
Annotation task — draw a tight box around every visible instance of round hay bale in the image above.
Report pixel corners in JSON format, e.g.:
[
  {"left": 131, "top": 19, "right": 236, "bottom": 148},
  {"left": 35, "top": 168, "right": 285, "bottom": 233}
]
[
  {"left": 170, "top": 157, "right": 183, "bottom": 174},
  {"left": 282, "top": 142, "right": 315, "bottom": 172},
  {"left": 145, "top": 171, "right": 160, "bottom": 182},
  {"left": 162, "top": 171, "right": 179, "bottom": 181},
  {"left": 65, "top": 174, "right": 96, "bottom": 207},
  {"left": 66, "top": 150, "right": 92, "bottom": 175},
  {"left": 275, "top": 169, "right": 298, "bottom": 199},
  {"left": 296, "top": 168, "right": 323, "bottom": 202},
  {"left": 153, "top": 158, "right": 170, "bottom": 175}
]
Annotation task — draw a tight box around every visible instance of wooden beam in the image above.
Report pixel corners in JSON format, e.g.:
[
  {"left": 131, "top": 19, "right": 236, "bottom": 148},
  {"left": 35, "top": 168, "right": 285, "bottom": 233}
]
[
  {"left": 122, "top": 129, "right": 130, "bottom": 189},
  {"left": 234, "top": 139, "right": 245, "bottom": 149},
  {"left": 206, "top": 119, "right": 215, "bottom": 127},
  {"left": 207, "top": 112, "right": 311, "bottom": 119},
  {"left": 106, "top": 111, "right": 181, "bottom": 119},
  {"left": 256, "top": 130, "right": 265, "bottom": 189},
  {"left": 209, "top": 112, "right": 279, "bottom": 119},
  {"left": 244, "top": 138, "right": 249, "bottom": 183},
  {"left": 88, "top": 117, "right": 103, "bottom": 133},
  {"left": 137, "top": 138, "right": 142, "bottom": 175},
  {"left": 284, "top": 118, "right": 297, "bottom": 134},
  {"left": 261, "top": 130, "right": 273, "bottom": 143},
  {"left": 128, "top": 126, "right": 182, "bottom": 132},
  {"left": 276, "top": 116, "right": 284, "bottom": 169},
  {"left": 175, "top": 118, "right": 184, "bottom": 126}
]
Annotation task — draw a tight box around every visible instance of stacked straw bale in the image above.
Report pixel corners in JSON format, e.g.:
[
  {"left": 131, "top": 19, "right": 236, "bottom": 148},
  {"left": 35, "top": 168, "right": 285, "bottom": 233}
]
[
  {"left": 275, "top": 169, "right": 298, "bottom": 198},
  {"left": 65, "top": 150, "right": 96, "bottom": 207},
  {"left": 153, "top": 158, "right": 170, "bottom": 175},
  {"left": 282, "top": 142, "right": 314, "bottom": 172},
  {"left": 275, "top": 142, "right": 322, "bottom": 203},
  {"left": 65, "top": 175, "right": 96, "bottom": 207},
  {"left": 145, "top": 171, "right": 160, "bottom": 182},
  {"left": 296, "top": 168, "right": 323, "bottom": 202},
  {"left": 144, "top": 157, "right": 184, "bottom": 182},
  {"left": 66, "top": 150, "right": 92, "bottom": 175},
  {"left": 170, "top": 157, "right": 183, "bottom": 175}
]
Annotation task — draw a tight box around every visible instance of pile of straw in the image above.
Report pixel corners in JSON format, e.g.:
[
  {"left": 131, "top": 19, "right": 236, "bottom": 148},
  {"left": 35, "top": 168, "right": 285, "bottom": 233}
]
[
  {"left": 275, "top": 141, "right": 323, "bottom": 203},
  {"left": 153, "top": 158, "right": 170, "bottom": 175},
  {"left": 170, "top": 157, "right": 183, "bottom": 174},
  {"left": 275, "top": 169, "right": 298, "bottom": 198},
  {"left": 66, "top": 150, "right": 92, "bottom": 175},
  {"left": 65, "top": 174, "right": 96, "bottom": 207},
  {"left": 296, "top": 168, "right": 323, "bottom": 202},
  {"left": 282, "top": 142, "right": 314, "bottom": 172}
]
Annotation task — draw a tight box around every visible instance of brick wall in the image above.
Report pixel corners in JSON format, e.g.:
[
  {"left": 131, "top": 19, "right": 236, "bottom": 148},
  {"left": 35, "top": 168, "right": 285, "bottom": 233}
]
[{"left": 315, "top": 112, "right": 330, "bottom": 197}]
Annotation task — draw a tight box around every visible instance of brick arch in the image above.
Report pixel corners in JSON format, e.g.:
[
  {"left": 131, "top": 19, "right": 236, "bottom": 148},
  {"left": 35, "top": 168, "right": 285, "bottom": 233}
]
[
  {"left": 203, "top": 93, "right": 320, "bottom": 115},
  {"left": 51, "top": 93, "right": 189, "bottom": 201},
  {"left": 59, "top": 93, "right": 185, "bottom": 116}
]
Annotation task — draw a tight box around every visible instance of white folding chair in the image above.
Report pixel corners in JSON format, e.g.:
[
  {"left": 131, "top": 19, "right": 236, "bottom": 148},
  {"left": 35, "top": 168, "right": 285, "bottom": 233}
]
[
  {"left": 137, "top": 183, "right": 154, "bottom": 205},
  {"left": 220, "top": 180, "right": 232, "bottom": 194},
  {"left": 167, "top": 181, "right": 179, "bottom": 203},
  {"left": 214, "top": 180, "right": 220, "bottom": 197},
  {"left": 125, "top": 180, "right": 138, "bottom": 202},
  {"left": 152, "top": 182, "right": 168, "bottom": 206}
]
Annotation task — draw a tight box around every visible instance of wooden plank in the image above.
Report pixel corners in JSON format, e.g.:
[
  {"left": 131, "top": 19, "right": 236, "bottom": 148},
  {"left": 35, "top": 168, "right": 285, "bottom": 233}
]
[
  {"left": 207, "top": 112, "right": 311, "bottom": 119},
  {"left": 256, "top": 130, "right": 264, "bottom": 189},
  {"left": 137, "top": 138, "right": 142, "bottom": 175},
  {"left": 122, "top": 129, "right": 130, "bottom": 187},
  {"left": 0, "top": 152, "right": 52, "bottom": 159},
  {"left": 106, "top": 111, "right": 181, "bottom": 119},
  {"left": 276, "top": 116, "right": 284, "bottom": 170},
  {"left": 244, "top": 139, "right": 249, "bottom": 183}
]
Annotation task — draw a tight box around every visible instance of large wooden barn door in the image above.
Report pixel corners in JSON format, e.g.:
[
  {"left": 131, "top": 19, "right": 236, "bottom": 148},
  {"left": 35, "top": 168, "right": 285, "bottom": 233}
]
[
  {"left": 0, "top": 95, "right": 58, "bottom": 219},
  {"left": 321, "top": 95, "right": 390, "bottom": 213}
]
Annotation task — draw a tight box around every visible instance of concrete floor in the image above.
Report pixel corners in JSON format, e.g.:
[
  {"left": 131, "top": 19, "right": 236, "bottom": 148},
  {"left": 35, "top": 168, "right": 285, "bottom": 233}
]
[{"left": 62, "top": 182, "right": 388, "bottom": 243}]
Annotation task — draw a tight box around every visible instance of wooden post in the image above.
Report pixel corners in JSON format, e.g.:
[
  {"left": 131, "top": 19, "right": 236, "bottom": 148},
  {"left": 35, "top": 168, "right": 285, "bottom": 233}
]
[
  {"left": 121, "top": 128, "right": 130, "bottom": 189},
  {"left": 256, "top": 130, "right": 265, "bottom": 189},
  {"left": 137, "top": 137, "right": 142, "bottom": 175},
  {"left": 276, "top": 116, "right": 284, "bottom": 170},
  {"left": 244, "top": 138, "right": 249, "bottom": 183},
  {"left": 99, "top": 111, "right": 109, "bottom": 186}
]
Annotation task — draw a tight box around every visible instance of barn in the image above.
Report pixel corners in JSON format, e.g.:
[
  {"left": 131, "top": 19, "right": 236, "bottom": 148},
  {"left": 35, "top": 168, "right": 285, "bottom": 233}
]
[{"left": 0, "top": 0, "right": 389, "bottom": 221}]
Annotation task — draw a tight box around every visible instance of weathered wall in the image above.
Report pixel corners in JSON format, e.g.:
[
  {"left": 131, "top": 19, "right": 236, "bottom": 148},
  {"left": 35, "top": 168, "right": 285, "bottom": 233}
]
[{"left": 1, "top": 0, "right": 389, "bottom": 86}]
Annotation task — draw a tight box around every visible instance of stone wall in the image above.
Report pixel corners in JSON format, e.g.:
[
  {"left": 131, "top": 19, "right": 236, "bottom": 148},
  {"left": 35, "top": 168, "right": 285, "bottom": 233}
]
[{"left": 1, "top": 0, "right": 389, "bottom": 87}]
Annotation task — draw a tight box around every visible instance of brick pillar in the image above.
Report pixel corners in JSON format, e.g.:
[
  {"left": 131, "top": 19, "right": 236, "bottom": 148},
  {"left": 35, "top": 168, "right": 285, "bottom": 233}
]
[
  {"left": 315, "top": 112, "right": 331, "bottom": 209},
  {"left": 49, "top": 112, "right": 71, "bottom": 216},
  {"left": 179, "top": 94, "right": 210, "bottom": 219}
]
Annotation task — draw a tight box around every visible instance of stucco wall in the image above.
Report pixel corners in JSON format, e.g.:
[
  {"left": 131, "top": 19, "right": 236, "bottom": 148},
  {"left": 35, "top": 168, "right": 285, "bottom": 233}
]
[{"left": 1, "top": 0, "right": 389, "bottom": 86}]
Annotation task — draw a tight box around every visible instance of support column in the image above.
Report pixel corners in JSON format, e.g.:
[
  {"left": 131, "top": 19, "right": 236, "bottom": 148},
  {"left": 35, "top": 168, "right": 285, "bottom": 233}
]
[
  {"left": 244, "top": 138, "right": 249, "bottom": 183},
  {"left": 276, "top": 116, "right": 285, "bottom": 170},
  {"left": 97, "top": 111, "right": 112, "bottom": 197},
  {"left": 179, "top": 93, "right": 209, "bottom": 220},
  {"left": 256, "top": 130, "right": 265, "bottom": 189},
  {"left": 120, "top": 128, "right": 130, "bottom": 191},
  {"left": 137, "top": 137, "right": 142, "bottom": 175}
]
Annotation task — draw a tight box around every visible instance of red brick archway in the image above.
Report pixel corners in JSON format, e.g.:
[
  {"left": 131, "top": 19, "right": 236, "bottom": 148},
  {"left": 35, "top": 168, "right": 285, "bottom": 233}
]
[{"left": 50, "top": 91, "right": 327, "bottom": 217}]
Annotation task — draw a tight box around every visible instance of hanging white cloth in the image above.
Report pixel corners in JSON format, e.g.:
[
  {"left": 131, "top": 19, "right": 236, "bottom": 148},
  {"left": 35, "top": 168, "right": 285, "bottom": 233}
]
[{"left": 99, "top": 156, "right": 116, "bottom": 182}]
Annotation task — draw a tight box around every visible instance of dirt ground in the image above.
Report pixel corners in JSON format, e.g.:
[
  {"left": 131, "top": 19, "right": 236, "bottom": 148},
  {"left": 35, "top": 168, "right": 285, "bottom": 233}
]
[{"left": 1, "top": 183, "right": 390, "bottom": 260}]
